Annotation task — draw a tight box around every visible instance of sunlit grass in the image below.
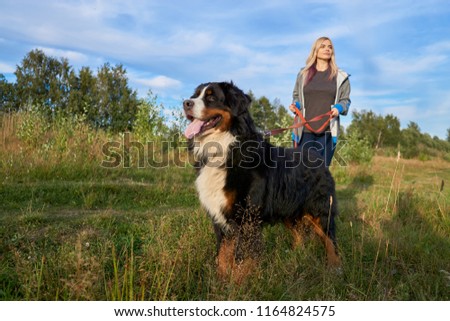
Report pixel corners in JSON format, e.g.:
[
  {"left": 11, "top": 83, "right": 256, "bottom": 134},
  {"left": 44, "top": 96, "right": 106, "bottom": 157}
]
[{"left": 1, "top": 113, "right": 449, "bottom": 300}]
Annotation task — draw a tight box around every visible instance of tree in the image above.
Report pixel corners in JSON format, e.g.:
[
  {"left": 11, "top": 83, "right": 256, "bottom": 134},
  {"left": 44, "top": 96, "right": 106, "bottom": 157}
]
[
  {"left": 447, "top": 128, "right": 450, "bottom": 143},
  {"left": 0, "top": 74, "right": 17, "bottom": 112},
  {"left": 400, "top": 121, "right": 421, "bottom": 158},
  {"left": 248, "top": 93, "right": 278, "bottom": 131},
  {"left": 12, "top": 50, "right": 140, "bottom": 131},
  {"left": 15, "top": 49, "right": 72, "bottom": 116},
  {"left": 347, "top": 110, "right": 400, "bottom": 148},
  {"left": 95, "top": 63, "right": 138, "bottom": 132},
  {"left": 67, "top": 66, "right": 99, "bottom": 125},
  {"left": 382, "top": 114, "right": 401, "bottom": 148},
  {"left": 133, "top": 90, "right": 168, "bottom": 141},
  {"left": 271, "top": 100, "right": 294, "bottom": 147}
]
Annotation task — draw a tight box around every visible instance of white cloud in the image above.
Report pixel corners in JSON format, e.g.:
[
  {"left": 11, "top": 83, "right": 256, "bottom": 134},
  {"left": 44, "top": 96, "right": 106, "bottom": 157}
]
[
  {"left": 222, "top": 43, "right": 253, "bottom": 57},
  {"left": 134, "top": 75, "right": 182, "bottom": 90},
  {"left": 425, "top": 40, "right": 450, "bottom": 53},
  {"left": 375, "top": 53, "right": 447, "bottom": 76},
  {"left": 350, "top": 88, "right": 398, "bottom": 99},
  {"left": 381, "top": 105, "right": 419, "bottom": 120},
  {"left": 37, "top": 47, "right": 89, "bottom": 64},
  {"left": 0, "top": 62, "right": 15, "bottom": 74},
  {"left": 422, "top": 89, "right": 450, "bottom": 118}
]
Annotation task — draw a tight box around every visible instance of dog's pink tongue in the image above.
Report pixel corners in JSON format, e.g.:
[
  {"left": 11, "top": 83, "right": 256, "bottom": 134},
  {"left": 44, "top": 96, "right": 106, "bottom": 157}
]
[{"left": 184, "top": 119, "right": 204, "bottom": 139}]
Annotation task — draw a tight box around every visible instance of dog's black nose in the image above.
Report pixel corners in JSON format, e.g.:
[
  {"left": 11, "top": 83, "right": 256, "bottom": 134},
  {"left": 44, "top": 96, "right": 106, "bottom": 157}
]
[{"left": 183, "top": 99, "right": 194, "bottom": 111}]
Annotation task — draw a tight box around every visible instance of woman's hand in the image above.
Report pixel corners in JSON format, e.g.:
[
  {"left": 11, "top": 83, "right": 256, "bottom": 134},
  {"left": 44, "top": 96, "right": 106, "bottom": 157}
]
[
  {"left": 331, "top": 108, "right": 340, "bottom": 118},
  {"left": 289, "top": 104, "right": 297, "bottom": 113}
]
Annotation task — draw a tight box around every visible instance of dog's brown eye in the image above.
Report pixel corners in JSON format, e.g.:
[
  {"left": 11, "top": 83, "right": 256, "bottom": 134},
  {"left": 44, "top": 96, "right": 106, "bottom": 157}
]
[{"left": 206, "top": 95, "right": 215, "bottom": 102}]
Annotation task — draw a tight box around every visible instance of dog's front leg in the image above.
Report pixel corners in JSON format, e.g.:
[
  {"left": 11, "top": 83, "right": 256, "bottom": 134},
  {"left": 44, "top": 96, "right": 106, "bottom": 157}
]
[
  {"left": 217, "top": 238, "right": 237, "bottom": 280},
  {"left": 214, "top": 222, "right": 237, "bottom": 280},
  {"left": 230, "top": 220, "right": 262, "bottom": 284},
  {"left": 213, "top": 223, "right": 225, "bottom": 254}
]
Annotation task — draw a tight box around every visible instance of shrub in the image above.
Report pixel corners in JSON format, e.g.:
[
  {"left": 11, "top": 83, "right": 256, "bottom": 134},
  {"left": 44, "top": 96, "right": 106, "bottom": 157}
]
[
  {"left": 16, "top": 105, "right": 51, "bottom": 148},
  {"left": 338, "top": 128, "right": 374, "bottom": 165}
]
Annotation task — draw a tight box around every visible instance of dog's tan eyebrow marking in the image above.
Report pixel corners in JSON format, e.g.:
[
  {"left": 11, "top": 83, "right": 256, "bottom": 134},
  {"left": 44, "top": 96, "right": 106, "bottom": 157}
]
[{"left": 198, "top": 86, "right": 209, "bottom": 98}]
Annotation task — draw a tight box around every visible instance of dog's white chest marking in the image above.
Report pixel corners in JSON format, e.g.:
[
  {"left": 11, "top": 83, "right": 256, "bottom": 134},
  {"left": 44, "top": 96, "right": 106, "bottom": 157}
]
[
  {"left": 194, "top": 132, "right": 236, "bottom": 230},
  {"left": 196, "top": 166, "right": 229, "bottom": 228}
]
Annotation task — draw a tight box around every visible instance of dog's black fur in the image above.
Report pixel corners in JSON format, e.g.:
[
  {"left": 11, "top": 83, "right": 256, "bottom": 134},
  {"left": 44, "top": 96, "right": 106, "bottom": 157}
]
[{"left": 183, "top": 81, "right": 340, "bottom": 274}]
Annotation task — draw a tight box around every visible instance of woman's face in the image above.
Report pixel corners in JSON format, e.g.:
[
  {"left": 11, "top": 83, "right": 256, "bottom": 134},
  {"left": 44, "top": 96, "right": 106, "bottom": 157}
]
[{"left": 316, "top": 39, "right": 333, "bottom": 61}]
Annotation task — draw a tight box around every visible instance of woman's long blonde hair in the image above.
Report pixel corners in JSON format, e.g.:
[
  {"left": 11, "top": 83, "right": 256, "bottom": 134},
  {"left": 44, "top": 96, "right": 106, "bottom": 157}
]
[{"left": 301, "top": 36, "right": 338, "bottom": 85}]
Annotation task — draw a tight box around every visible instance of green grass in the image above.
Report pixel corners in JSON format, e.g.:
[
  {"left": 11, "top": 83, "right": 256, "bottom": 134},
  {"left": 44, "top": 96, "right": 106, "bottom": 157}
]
[
  {"left": 1, "top": 156, "right": 448, "bottom": 300},
  {"left": 1, "top": 113, "right": 449, "bottom": 300}
]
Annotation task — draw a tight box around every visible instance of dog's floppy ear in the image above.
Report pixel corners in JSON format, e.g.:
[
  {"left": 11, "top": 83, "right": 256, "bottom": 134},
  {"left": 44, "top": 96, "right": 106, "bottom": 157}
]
[{"left": 220, "top": 81, "right": 251, "bottom": 116}]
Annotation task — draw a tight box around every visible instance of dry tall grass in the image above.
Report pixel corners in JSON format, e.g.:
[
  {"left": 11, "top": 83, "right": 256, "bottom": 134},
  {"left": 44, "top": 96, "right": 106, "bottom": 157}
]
[{"left": 1, "top": 112, "right": 449, "bottom": 300}]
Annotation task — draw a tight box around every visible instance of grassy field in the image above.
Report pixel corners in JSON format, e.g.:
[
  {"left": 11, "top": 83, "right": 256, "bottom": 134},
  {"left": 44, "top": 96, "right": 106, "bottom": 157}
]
[{"left": 1, "top": 113, "right": 449, "bottom": 300}]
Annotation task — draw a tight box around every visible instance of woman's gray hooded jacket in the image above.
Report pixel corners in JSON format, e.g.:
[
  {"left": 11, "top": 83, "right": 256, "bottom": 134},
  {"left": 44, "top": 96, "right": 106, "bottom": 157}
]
[{"left": 292, "top": 68, "right": 351, "bottom": 143}]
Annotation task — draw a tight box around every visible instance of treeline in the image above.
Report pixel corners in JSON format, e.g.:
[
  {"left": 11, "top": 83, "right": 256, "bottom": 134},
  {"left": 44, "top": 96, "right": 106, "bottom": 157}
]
[
  {"left": 1, "top": 49, "right": 449, "bottom": 161},
  {"left": 0, "top": 49, "right": 295, "bottom": 140},
  {"left": 1, "top": 49, "right": 144, "bottom": 132},
  {"left": 346, "top": 110, "right": 450, "bottom": 160}
]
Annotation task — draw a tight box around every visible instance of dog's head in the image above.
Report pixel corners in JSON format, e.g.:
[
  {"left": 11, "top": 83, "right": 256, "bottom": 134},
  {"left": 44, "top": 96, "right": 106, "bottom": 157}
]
[{"left": 183, "top": 82, "right": 253, "bottom": 139}]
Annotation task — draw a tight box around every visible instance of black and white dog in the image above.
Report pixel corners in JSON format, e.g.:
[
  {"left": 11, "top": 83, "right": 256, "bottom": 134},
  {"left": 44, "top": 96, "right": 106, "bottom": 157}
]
[{"left": 183, "top": 82, "right": 340, "bottom": 280}]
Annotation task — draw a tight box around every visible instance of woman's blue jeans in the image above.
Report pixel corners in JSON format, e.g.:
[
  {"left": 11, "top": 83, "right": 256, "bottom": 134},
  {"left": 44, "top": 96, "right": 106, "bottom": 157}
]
[{"left": 296, "top": 132, "right": 335, "bottom": 167}]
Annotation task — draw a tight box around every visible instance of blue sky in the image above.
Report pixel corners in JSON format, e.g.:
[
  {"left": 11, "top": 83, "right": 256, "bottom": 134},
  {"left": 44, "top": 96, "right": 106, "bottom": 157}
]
[{"left": 1, "top": 0, "right": 450, "bottom": 138}]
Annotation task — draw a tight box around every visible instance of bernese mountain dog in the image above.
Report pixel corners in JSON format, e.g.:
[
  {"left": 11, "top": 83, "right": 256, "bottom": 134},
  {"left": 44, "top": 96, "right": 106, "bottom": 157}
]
[{"left": 183, "top": 81, "right": 340, "bottom": 281}]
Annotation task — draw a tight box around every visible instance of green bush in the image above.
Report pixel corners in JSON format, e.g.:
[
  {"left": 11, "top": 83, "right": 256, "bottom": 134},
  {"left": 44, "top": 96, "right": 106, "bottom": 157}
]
[
  {"left": 16, "top": 105, "right": 51, "bottom": 148},
  {"left": 133, "top": 91, "right": 167, "bottom": 143},
  {"left": 338, "top": 128, "right": 374, "bottom": 165}
]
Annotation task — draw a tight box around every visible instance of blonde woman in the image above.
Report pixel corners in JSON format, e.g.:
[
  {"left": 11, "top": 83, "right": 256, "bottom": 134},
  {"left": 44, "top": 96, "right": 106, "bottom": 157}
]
[{"left": 290, "top": 36, "right": 351, "bottom": 166}]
